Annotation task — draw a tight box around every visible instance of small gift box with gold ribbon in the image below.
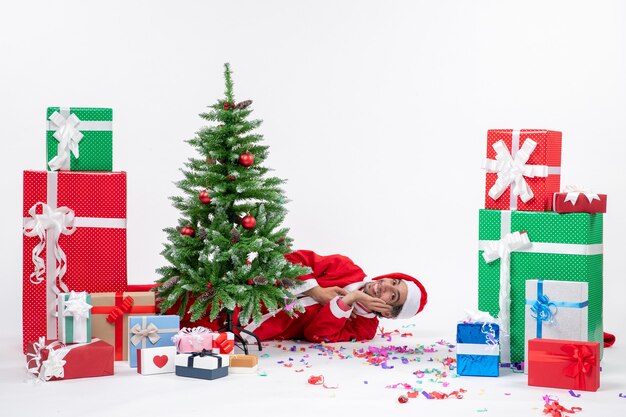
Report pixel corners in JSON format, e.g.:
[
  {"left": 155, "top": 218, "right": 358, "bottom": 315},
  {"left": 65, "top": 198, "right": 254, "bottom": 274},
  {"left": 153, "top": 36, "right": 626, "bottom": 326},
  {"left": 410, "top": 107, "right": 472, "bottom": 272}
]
[
  {"left": 527, "top": 338, "right": 600, "bottom": 391},
  {"left": 91, "top": 291, "right": 156, "bottom": 361},
  {"left": 26, "top": 337, "right": 114, "bottom": 382},
  {"left": 128, "top": 315, "right": 180, "bottom": 368},
  {"left": 58, "top": 291, "right": 92, "bottom": 344},
  {"left": 175, "top": 350, "right": 230, "bottom": 380},
  {"left": 46, "top": 107, "right": 113, "bottom": 172}
]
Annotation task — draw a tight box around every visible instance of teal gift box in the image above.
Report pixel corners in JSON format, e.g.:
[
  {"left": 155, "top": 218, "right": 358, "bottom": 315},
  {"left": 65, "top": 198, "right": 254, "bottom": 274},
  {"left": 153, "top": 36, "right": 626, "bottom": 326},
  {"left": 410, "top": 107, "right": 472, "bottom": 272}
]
[
  {"left": 128, "top": 315, "right": 180, "bottom": 368},
  {"left": 478, "top": 209, "right": 603, "bottom": 364},
  {"left": 46, "top": 107, "right": 113, "bottom": 171},
  {"left": 57, "top": 291, "right": 92, "bottom": 344}
]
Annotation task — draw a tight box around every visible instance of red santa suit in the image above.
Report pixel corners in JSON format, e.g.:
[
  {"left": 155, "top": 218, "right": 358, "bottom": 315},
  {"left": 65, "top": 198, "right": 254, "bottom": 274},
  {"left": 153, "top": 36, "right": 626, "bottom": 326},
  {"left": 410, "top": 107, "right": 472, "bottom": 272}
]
[
  {"left": 242, "top": 250, "right": 426, "bottom": 343},
  {"left": 240, "top": 250, "right": 378, "bottom": 342}
]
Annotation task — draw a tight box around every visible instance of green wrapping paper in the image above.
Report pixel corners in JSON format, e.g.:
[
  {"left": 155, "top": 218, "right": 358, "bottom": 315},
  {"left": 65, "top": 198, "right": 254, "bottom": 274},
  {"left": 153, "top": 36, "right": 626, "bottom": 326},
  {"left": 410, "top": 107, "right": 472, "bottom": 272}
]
[
  {"left": 46, "top": 107, "right": 113, "bottom": 171},
  {"left": 477, "top": 209, "right": 603, "bottom": 364}
]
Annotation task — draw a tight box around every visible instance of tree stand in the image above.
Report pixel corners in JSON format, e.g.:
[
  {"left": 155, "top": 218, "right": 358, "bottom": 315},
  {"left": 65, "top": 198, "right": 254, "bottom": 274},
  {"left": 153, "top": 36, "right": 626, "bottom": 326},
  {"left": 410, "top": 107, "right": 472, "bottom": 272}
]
[{"left": 217, "top": 309, "right": 262, "bottom": 355}]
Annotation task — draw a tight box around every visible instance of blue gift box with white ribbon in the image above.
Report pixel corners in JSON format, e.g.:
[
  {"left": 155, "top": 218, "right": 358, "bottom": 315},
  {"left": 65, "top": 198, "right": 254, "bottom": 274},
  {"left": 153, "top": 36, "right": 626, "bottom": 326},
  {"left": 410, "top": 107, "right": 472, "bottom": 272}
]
[
  {"left": 456, "top": 322, "right": 500, "bottom": 377},
  {"left": 128, "top": 315, "right": 180, "bottom": 368},
  {"left": 524, "top": 279, "right": 588, "bottom": 373}
]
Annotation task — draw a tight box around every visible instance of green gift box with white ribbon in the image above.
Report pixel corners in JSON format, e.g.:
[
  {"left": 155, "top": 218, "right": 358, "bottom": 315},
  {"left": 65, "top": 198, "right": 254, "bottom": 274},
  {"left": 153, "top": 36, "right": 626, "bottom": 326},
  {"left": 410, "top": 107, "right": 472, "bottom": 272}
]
[
  {"left": 46, "top": 107, "right": 113, "bottom": 171},
  {"left": 477, "top": 209, "right": 603, "bottom": 364},
  {"left": 57, "top": 291, "right": 93, "bottom": 344}
]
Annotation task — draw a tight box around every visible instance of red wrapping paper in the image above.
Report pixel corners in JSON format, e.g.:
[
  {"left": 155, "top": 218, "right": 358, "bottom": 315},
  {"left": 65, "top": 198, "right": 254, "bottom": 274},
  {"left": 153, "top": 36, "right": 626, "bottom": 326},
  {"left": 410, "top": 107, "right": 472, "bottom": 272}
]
[
  {"left": 527, "top": 338, "right": 600, "bottom": 392},
  {"left": 553, "top": 192, "right": 607, "bottom": 213},
  {"left": 26, "top": 339, "right": 114, "bottom": 381},
  {"left": 484, "top": 129, "right": 562, "bottom": 211},
  {"left": 22, "top": 171, "right": 127, "bottom": 353}
]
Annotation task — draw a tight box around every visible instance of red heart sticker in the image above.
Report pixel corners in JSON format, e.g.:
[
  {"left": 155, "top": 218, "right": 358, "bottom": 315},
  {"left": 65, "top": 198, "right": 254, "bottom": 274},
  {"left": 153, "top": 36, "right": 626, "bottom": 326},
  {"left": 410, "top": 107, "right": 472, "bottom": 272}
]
[{"left": 153, "top": 355, "right": 169, "bottom": 368}]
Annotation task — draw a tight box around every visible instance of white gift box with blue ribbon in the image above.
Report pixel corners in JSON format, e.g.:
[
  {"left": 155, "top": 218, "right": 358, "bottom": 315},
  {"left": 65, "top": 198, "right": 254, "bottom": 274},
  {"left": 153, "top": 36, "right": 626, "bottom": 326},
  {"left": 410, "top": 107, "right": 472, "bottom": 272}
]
[{"left": 524, "top": 279, "right": 588, "bottom": 373}]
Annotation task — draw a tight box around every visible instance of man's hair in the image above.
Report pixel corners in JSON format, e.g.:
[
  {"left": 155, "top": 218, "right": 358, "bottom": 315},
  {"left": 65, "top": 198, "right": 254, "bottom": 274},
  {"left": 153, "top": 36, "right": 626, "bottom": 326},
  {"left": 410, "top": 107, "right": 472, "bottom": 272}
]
[{"left": 374, "top": 304, "right": 403, "bottom": 318}]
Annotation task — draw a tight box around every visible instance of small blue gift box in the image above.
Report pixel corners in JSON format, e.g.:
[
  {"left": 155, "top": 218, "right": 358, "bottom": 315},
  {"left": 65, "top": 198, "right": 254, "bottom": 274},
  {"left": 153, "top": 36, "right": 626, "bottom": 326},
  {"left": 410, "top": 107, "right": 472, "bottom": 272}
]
[
  {"left": 456, "top": 322, "right": 500, "bottom": 377},
  {"left": 128, "top": 315, "right": 180, "bottom": 368}
]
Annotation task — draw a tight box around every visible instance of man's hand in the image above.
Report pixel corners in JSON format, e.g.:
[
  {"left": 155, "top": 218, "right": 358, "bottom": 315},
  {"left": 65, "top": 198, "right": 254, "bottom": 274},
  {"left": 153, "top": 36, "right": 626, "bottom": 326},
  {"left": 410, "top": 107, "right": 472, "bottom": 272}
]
[
  {"left": 304, "top": 286, "right": 347, "bottom": 306},
  {"left": 342, "top": 291, "right": 392, "bottom": 316}
]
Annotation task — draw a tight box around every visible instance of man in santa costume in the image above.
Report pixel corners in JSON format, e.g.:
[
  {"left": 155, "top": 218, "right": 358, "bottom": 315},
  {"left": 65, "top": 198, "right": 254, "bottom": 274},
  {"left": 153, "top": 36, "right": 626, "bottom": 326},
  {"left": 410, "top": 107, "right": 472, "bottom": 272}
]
[{"left": 241, "top": 249, "right": 428, "bottom": 343}]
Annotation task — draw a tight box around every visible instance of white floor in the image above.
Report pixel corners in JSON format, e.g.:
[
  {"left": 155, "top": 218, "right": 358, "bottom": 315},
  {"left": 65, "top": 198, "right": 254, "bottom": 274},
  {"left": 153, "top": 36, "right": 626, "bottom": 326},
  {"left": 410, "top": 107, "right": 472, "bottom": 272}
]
[{"left": 1, "top": 323, "right": 624, "bottom": 417}]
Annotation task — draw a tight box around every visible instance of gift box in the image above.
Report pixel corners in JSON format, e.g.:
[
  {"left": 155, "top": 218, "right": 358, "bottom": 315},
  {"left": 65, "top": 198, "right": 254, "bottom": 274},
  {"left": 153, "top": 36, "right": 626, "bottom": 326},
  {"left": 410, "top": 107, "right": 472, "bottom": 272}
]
[
  {"left": 172, "top": 327, "right": 215, "bottom": 353},
  {"left": 137, "top": 346, "right": 177, "bottom": 375},
  {"left": 212, "top": 332, "right": 235, "bottom": 354},
  {"left": 91, "top": 291, "right": 156, "bottom": 361},
  {"left": 46, "top": 107, "right": 113, "bottom": 171},
  {"left": 128, "top": 315, "right": 180, "bottom": 368},
  {"left": 58, "top": 291, "right": 92, "bottom": 344},
  {"left": 524, "top": 280, "right": 588, "bottom": 373},
  {"left": 26, "top": 337, "right": 114, "bottom": 382},
  {"left": 527, "top": 338, "right": 600, "bottom": 391},
  {"left": 22, "top": 170, "right": 127, "bottom": 352},
  {"left": 229, "top": 354, "right": 259, "bottom": 374},
  {"left": 553, "top": 187, "right": 607, "bottom": 214},
  {"left": 478, "top": 209, "right": 603, "bottom": 364},
  {"left": 175, "top": 351, "right": 230, "bottom": 380},
  {"left": 482, "top": 129, "right": 562, "bottom": 211},
  {"left": 456, "top": 322, "right": 500, "bottom": 377}
]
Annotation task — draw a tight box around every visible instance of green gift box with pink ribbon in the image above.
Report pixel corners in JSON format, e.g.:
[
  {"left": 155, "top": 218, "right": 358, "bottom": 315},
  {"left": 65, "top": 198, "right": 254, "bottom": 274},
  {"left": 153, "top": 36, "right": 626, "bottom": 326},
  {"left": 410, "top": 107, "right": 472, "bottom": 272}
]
[
  {"left": 46, "top": 107, "right": 113, "bottom": 171},
  {"left": 477, "top": 209, "right": 603, "bottom": 364}
]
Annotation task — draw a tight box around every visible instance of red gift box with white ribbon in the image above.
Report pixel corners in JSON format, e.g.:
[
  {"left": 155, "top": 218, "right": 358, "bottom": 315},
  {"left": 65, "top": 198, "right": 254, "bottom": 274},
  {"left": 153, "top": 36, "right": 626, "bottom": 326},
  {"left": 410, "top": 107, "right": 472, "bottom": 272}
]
[
  {"left": 482, "top": 129, "right": 562, "bottom": 212},
  {"left": 22, "top": 171, "right": 127, "bottom": 353},
  {"left": 553, "top": 186, "right": 607, "bottom": 213}
]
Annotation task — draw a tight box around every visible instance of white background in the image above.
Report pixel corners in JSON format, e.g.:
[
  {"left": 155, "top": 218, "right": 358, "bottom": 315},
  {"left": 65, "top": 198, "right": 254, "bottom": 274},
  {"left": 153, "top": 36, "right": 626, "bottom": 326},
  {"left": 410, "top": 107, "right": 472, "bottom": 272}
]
[{"left": 1, "top": 1, "right": 625, "bottom": 415}]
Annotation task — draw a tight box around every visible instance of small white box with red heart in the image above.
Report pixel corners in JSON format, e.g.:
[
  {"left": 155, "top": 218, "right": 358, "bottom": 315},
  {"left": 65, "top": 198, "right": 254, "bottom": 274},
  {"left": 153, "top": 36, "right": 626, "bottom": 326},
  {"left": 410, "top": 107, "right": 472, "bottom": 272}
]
[{"left": 137, "top": 346, "right": 177, "bottom": 375}]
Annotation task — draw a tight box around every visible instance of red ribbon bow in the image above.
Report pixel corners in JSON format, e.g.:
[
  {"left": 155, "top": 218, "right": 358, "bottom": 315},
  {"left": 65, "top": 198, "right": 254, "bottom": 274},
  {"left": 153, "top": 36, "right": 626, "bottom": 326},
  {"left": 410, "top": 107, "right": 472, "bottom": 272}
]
[
  {"left": 106, "top": 296, "right": 135, "bottom": 323},
  {"left": 214, "top": 333, "right": 233, "bottom": 354},
  {"left": 543, "top": 401, "right": 582, "bottom": 416}
]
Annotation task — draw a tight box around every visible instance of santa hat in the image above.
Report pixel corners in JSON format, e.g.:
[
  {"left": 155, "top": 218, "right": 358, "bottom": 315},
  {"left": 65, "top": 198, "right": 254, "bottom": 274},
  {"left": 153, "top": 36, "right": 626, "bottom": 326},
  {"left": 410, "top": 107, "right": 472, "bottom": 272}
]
[{"left": 371, "top": 273, "right": 427, "bottom": 320}]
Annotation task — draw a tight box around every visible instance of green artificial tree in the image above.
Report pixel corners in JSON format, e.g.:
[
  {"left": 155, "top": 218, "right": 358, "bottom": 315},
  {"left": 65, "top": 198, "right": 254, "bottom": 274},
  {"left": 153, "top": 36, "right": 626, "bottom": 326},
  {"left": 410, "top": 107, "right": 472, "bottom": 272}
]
[{"left": 156, "top": 63, "right": 309, "bottom": 347}]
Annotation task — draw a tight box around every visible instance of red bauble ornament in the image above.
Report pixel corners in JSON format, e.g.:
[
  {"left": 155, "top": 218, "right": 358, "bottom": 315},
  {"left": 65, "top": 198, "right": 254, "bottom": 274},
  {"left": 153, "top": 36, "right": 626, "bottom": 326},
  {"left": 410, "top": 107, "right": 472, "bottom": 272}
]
[
  {"left": 226, "top": 175, "right": 235, "bottom": 181},
  {"left": 180, "top": 226, "right": 195, "bottom": 237},
  {"left": 199, "top": 190, "right": 211, "bottom": 204},
  {"left": 206, "top": 282, "right": 213, "bottom": 289},
  {"left": 397, "top": 395, "right": 409, "bottom": 404},
  {"left": 247, "top": 279, "right": 254, "bottom": 285},
  {"left": 239, "top": 152, "right": 254, "bottom": 167},
  {"left": 241, "top": 215, "right": 256, "bottom": 229}
]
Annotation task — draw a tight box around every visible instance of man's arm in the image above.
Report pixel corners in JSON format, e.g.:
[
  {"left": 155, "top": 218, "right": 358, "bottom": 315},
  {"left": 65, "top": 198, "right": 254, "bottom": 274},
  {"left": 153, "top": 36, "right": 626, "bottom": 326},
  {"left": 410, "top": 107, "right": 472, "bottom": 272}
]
[{"left": 301, "top": 295, "right": 379, "bottom": 343}]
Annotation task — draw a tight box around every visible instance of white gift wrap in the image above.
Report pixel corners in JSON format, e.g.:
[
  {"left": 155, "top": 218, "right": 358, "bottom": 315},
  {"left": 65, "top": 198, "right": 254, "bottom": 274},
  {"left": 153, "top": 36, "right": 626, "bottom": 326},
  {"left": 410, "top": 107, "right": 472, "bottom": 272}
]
[
  {"left": 137, "top": 346, "right": 177, "bottom": 375},
  {"left": 175, "top": 353, "right": 230, "bottom": 370},
  {"left": 524, "top": 279, "right": 588, "bottom": 373}
]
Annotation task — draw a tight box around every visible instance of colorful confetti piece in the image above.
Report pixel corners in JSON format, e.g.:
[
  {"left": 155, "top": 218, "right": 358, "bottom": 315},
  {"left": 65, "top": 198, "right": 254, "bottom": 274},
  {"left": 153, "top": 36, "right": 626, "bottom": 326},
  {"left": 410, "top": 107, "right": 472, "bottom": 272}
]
[{"left": 568, "top": 390, "right": 581, "bottom": 398}]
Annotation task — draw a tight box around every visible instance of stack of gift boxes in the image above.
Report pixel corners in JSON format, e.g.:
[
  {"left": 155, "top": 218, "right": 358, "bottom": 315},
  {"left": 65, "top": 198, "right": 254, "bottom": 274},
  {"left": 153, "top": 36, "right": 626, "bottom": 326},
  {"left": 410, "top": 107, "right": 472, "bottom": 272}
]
[
  {"left": 23, "top": 107, "right": 252, "bottom": 382},
  {"left": 456, "top": 129, "right": 606, "bottom": 392}
]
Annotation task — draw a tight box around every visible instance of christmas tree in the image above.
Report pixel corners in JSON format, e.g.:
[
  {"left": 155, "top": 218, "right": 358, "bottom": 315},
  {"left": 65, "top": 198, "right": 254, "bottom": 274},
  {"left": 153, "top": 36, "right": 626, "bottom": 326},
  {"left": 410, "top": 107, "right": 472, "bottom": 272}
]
[{"left": 156, "top": 63, "right": 309, "bottom": 327}]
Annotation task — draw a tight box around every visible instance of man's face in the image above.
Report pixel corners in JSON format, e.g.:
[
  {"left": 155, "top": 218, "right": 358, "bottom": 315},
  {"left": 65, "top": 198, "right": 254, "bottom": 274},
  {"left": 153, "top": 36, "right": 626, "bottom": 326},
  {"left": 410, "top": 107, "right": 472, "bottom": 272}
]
[{"left": 363, "top": 278, "right": 408, "bottom": 308}]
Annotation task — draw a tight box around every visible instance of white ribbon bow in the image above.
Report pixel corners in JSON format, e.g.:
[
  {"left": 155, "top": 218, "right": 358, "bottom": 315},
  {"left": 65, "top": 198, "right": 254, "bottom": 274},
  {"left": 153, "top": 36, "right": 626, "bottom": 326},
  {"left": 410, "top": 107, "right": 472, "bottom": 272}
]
[
  {"left": 26, "top": 337, "right": 67, "bottom": 382},
  {"left": 48, "top": 111, "right": 84, "bottom": 171},
  {"left": 23, "top": 202, "right": 76, "bottom": 286},
  {"left": 482, "top": 231, "right": 532, "bottom": 264},
  {"left": 563, "top": 185, "right": 600, "bottom": 205},
  {"left": 172, "top": 327, "right": 212, "bottom": 350},
  {"left": 482, "top": 139, "right": 549, "bottom": 203},
  {"left": 130, "top": 322, "right": 161, "bottom": 346},
  {"left": 464, "top": 309, "right": 497, "bottom": 324},
  {"left": 63, "top": 291, "right": 92, "bottom": 319}
]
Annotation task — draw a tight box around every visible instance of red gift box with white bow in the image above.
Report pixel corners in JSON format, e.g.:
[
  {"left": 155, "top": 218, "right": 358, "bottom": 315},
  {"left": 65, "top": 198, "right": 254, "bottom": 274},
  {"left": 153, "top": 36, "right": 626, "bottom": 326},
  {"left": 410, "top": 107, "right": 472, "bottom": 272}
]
[
  {"left": 26, "top": 338, "right": 114, "bottom": 382},
  {"left": 527, "top": 338, "right": 600, "bottom": 392},
  {"left": 22, "top": 171, "right": 127, "bottom": 353},
  {"left": 553, "top": 186, "right": 607, "bottom": 213},
  {"left": 482, "top": 129, "right": 562, "bottom": 211}
]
